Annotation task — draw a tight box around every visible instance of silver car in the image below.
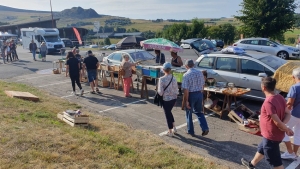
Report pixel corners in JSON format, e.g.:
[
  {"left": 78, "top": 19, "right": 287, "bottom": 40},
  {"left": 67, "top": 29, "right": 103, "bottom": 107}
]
[
  {"left": 234, "top": 38, "right": 300, "bottom": 60},
  {"left": 194, "top": 51, "right": 287, "bottom": 100}
]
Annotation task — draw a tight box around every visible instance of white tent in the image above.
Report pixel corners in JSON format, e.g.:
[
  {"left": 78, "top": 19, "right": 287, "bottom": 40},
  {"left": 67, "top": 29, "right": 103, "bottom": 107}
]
[{"left": 0, "top": 32, "right": 17, "bottom": 37}]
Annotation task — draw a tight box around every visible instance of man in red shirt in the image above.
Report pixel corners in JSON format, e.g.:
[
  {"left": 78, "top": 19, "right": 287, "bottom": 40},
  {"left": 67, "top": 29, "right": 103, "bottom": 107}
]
[{"left": 241, "top": 77, "right": 293, "bottom": 169}]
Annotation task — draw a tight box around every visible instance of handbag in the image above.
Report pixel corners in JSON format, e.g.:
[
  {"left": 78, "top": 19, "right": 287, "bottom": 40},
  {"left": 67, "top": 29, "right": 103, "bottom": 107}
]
[
  {"left": 154, "top": 75, "right": 173, "bottom": 107},
  {"left": 38, "top": 53, "right": 42, "bottom": 59}
]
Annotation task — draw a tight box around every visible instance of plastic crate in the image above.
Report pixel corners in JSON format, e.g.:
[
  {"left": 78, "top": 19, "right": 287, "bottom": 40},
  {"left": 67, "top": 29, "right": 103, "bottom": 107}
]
[
  {"left": 150, "top": 67, "right": 160, "bottom": 78},
  {"left": 172, "top": 70, "right": 186, "bottom": 83},
  {"left": 142, "top": 67, "right": 150, "bottom": 76}
]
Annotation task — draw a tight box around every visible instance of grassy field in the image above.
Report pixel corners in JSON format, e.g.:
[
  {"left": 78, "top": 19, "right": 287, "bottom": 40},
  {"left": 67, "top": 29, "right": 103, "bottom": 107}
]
[{"left": 0, "top": 80, "right": 227, "bottom": 169}]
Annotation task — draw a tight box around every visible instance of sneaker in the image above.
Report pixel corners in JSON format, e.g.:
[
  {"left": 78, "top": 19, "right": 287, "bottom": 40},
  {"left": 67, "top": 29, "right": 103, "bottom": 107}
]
[
  {"left": 173, "top": 127, "right": 177, "bottom": 134},
  {"left": 202, "top": 130, "right": 209, "bottom": 136},
  {"left": 281, "top": 151, "right": 297, "bottom": 159},
  {"left": 71, "top": 91, "right": 76, "bottom": 96},
  {"left": 167, "top": 132, "right": 173, "bottom": 137},
  {"left": 241, "top": 158, "right": 255, "bottom": 169},
  {"left": 80, "top": 89, "right": 84, "bottom": 96}
]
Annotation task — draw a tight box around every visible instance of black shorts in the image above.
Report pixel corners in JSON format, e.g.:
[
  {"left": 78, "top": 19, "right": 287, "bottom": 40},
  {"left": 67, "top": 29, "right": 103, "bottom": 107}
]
[{"left": 257, "top": 137, "right": 282, "bottom": 167}]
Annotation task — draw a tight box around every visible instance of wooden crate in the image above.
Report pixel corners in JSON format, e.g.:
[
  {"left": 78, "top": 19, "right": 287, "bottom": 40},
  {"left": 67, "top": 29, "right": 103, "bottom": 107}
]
[
  {"left": 238, "top": 123, "right": 260, "bottom": 135},
  {"left": 57, "top": 111, "right": 89, "bottom": 127},
  {"left": 5, "top": 90, "right": 39, "bottom": 102},
  {"left": 228, "top": 104, "right": 256, "bottom": 123}
]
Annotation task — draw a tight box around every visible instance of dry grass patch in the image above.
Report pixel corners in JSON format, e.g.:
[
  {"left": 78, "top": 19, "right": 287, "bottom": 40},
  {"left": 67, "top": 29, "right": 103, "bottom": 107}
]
[{"left": 0, "top": 81, "right": 227, "bottom": 169}]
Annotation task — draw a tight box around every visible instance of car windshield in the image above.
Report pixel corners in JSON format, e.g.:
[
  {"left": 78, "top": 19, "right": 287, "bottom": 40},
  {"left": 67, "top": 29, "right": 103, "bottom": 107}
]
[
  {"left": 258, "top": 55, "right": 286, "bottom": 70},
  {"left": 129, "top": 51, "right": 155, "bottom": 61},
  {"left": 191, "top": 40, "right": 216, "bottom": 52},
  {"left": 44, "top": 35, "right": 61, "bottom": 42}
]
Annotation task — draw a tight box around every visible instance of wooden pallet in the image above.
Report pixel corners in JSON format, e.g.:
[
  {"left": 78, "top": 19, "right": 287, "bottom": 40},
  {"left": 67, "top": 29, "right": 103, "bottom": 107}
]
[
  {"left": 5, "top": 90, "right": 39, "bottom": 102},
  {"left": 57, "top": 112, "right": 89, "bottom": 127}
]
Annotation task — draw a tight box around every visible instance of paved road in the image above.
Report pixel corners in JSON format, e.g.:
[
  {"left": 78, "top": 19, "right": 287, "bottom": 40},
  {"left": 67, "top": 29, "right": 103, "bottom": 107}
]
[{"left": 2, "top": 48, "right": 300, "bottom": 169}]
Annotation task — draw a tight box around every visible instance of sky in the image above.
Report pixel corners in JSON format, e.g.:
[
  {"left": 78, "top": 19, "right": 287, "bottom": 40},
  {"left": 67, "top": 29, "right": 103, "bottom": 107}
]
[{"left": 2, "top": 0, "right": 300, "bottom": 20}]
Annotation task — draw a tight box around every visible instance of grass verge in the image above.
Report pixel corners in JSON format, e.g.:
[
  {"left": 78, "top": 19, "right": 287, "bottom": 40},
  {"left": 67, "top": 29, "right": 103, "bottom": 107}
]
[{"left": 0, "top": 81, "right": 227, "bottom": 169}]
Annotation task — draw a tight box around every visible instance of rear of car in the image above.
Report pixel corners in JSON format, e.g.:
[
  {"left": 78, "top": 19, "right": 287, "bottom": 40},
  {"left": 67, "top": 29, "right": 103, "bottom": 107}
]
[
  {"left": 182, "top": 38, "right": 217, "bottom": 56},
  {"left": 234, "top": 38, "right": 300, "bottom": 60},
  {"left": 61, "top": 38, "right": 74, "bottom": 48}
]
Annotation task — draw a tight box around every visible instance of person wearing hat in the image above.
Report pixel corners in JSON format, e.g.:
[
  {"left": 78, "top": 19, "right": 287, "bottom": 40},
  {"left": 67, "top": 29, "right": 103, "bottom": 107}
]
[
  {"left": 182, "top": 59, "right": 209, "bottom": 137},
  {"left": 158, "top": 62, "right": 178, "bottom": 136},
  {"left": 40, "top": 42, "right": 47, "bottom": 61},
  {"left": 83, "top": 50, "right": 100, "bottom": 94}
]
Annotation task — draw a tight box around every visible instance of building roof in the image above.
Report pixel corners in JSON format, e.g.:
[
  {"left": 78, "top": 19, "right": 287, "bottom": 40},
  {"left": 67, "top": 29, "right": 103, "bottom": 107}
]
[
  {"left": 0, "top": 18, "right": 60, "bottom": 29},
  {"left": 113, "top": 32, "right": 143, "bottom": 37}
]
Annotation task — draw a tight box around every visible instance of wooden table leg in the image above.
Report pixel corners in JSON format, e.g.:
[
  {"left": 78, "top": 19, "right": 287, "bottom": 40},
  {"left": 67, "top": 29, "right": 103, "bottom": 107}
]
[
  {"left": 110, "top": 72, "right": 114, "bottom": 89},
  {"left": 234, "top": 96, "right": 237, "bottom": 108},
  {"left": 145, "top": 78, "right": 148, "bottom": 100},
  {"left": 222, "top": 95, "right": 228, "bottom": 110},
  {"left": 141, "top": 76, "right": 145, "bottom": 98}
]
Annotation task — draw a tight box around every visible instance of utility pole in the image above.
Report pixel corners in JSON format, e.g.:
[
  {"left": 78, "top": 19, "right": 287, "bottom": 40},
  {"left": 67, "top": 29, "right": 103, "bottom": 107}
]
[{"left": 50, "top": 0, "right": 54, "bottom": 28}]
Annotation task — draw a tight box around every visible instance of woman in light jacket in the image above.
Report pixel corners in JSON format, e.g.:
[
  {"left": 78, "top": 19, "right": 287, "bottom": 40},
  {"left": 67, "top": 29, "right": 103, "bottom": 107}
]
[
  {"left": 40, "top": 42, "right": 47, "bottom": 61},
  {"left": 120, "top": 54, "right": 139, "bottom": 97},
  {"left": 158, "top": 62, "right": 178, "bottom": 136}
]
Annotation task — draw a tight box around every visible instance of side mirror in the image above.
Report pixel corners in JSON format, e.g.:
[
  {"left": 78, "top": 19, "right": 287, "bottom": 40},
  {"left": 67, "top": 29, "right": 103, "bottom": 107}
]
[
  {"left": 258, "top": 73, "right": 267, "bottom": 77},
  {"left": 270, "top": 44, "right": 277, "bottom": 47}
]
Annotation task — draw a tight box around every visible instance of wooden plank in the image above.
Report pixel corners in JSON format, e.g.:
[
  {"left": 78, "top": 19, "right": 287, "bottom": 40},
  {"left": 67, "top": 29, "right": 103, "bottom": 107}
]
[
  {"left": 57, "top": 113, "right": 64, "bottom": 120},
  {"left": 62, "top": 117, "right": 88, "bottom": 127},
  {"left": 5, "top": 90, "right": 39, "bottom": 102},
  {"left": 63, "top": 112, "right": 89, "bottom": 124},
  {"left": 237, "top": 123, "right": 260, "bottom": 135}
]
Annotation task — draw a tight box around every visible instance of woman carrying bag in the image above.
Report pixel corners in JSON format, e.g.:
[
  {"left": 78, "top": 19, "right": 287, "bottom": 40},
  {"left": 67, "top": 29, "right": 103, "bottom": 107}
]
[{"left": 157, "top": 62, "right": 179, "bottom": 136}]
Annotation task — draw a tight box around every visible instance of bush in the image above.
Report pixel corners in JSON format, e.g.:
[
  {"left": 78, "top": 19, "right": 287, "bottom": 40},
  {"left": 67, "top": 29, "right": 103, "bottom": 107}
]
[{"left": 287, "top": 37, "right": 296, "bottom": 44}]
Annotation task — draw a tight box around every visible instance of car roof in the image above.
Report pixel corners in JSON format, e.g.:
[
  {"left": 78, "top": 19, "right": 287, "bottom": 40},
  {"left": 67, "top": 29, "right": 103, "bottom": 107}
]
[
  {"left": 239, "top": 37, "right": 269, "bottom": 41},
  {"left": 181, "top": 38, "right": 202, "bottom": 44},
  {"left": 201, "top": 50, "right": 272, "bottom": 59},
  {"left": 115, "top": 49, "right": 146, "bottom": 53},
  {"left": 61, "top": 38, "right": 70, "bottom": 40}
]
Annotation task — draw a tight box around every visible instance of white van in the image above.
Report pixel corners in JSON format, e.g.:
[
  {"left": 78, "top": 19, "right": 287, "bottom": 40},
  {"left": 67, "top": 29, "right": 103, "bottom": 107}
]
[{"left": 21, "top": 28, "right": 65, "bottom": 54}]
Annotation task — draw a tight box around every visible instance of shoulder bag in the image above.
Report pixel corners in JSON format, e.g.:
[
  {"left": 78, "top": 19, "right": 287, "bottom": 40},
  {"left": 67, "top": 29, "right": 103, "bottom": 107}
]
[{"left": 154, "top": 75, "right": 173, "bottom": 107}]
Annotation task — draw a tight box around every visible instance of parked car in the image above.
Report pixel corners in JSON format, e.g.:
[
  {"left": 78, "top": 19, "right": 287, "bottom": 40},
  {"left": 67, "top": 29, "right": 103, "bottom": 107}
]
[
  {"left": 211, "top": 39, "right": 224, "bottom": 48},
  {"left": 180, "top": 43, "right": 192, "bottom": 49},
  {"left": 181, "top": 38, "right": 217, "bottom": 56},
  {"left": 107, "top": 44, "right": 116, "bottom": 50},
  {"left": 194, "top": 50, "right": 287, "bottom": 100},
  {"left": 61, "top": 38, "right": 74, "bottom": 48},
  {"left": 233, "top": 38, "right": 300, "bottom": 60},
  {"left": 89, "top": 44, "right": 98, "bottom": 48},
  {"left": 102, "top": 45, "right": 109, "bottom": 49},
  {"left": 102, "top": 49, "right": 156, "bottom": 77}
]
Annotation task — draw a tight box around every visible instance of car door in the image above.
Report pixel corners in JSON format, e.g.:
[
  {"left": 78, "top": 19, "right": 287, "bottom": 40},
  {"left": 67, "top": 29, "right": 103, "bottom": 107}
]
[
  {"left": 214, "top": 57, "right": 240, "bottom": 86},
  {"left": 239, "top": 58, "right": 266, "bottom": 99},
  {"left": 107, "top": 53, "right": 122, "bottom": 65},
  {"left": 259, "top": 40, "right": 278, "bottom": 55},
  {"left": 247, "top": 40, "right": 260, "bottom": 51},
  {"left": 196, "top": 56, "right": 216, "bottom": 79}
]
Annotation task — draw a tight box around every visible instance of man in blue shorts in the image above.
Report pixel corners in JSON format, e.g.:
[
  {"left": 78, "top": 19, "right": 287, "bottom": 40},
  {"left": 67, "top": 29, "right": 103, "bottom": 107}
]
[
  {"left": 241, "top": 77, "right": 293, "bottom": 169},
  {"left": 83, "top": 50, "right": 100, "bottom": 94}
]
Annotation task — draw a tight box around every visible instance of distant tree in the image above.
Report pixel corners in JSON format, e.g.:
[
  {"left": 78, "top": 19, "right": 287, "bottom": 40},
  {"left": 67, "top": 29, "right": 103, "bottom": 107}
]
[
  {"left": 208, "top": 24, "right": 236, "bottom": 45},
  {"left": 115, "top": 27, "right": 126, "bottom": 33},
  {"left": 104, "top": 38, "right": 111, "bottom": 45},
  {"left": 142, "top": 31, "right": 156, "bottom": 39},
  {"left": 126, "top": 28, "right": 140, "bottom": 33},
  {"left": 235, "top": 0, "right": 297, "bottom": 39}
]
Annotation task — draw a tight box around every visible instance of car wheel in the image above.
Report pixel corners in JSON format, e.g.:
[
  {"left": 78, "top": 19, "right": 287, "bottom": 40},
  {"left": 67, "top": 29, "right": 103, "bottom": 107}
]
[{"left": 277, "top": 51, "right": 289, "bottom": 60}]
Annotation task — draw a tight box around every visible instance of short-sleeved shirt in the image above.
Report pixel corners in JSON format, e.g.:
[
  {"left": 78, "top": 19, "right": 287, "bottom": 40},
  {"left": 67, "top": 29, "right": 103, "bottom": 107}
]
[
  {"left": 83, "top": 55, "right": 99, "bottom": 70},
  {"left": 158, "top": 74, "right": 178, "bottom": 101},
  {"left": 287, "top": 83, "right": 300, "bottom": 118},
  {"left": 66, "top": 57, "right": 79, "bottom": 76},
  {"left": 181, "top": 68, "right": 205, "bottom": 92},
  {"left": 260, "top": 94, "right": 286, "bottom": 141}
]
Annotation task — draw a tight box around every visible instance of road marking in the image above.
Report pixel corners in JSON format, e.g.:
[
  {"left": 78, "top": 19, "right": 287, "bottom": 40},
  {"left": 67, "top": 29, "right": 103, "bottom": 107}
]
[
  {"left": 98, "top": 99, "right": 146, "bottom": 113},
  {"left": 286, "top": 157, "right": 300, "bottom": 169},
  {"left": 38, "top": 80, "right": 70, "bottom": 87},
  {"left": 158, "top": 112, "right": 215, "bottom": 136},
  {"left": 16, "top": 74, "right": 54, "bottom": 81},
  {"left": 60, "top": 89, "right": 105, "bottom": 98}
]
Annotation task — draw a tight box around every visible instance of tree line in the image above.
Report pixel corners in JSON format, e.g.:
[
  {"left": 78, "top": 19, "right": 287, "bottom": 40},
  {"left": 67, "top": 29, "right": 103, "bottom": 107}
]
[{"left": 156, "top": 19, "right": 236, "bottom": 45}]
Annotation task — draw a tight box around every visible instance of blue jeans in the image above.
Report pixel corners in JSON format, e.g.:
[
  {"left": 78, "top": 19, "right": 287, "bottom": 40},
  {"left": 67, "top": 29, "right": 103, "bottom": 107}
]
[
  {"left": 185, "top": 91, "right": 209, "bottom": 134},
  {"left": 32, "top": 50, "right": 36, "bottom": 59}
]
